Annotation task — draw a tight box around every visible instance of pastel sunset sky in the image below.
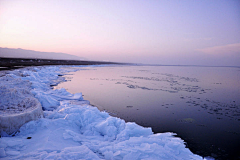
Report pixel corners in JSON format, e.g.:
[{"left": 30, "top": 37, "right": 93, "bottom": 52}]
[{"left": 0, "top": 0, "right": 239, "bottom": 65}]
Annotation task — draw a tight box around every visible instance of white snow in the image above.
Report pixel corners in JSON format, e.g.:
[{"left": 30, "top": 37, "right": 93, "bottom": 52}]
[{"left": 0, "top": 66, "right": 206, "bottom": 159}]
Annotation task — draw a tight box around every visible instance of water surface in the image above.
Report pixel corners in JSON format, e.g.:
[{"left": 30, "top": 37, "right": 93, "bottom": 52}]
[{"left": 55, "top": 65, "right": 240, "bottom": 159}]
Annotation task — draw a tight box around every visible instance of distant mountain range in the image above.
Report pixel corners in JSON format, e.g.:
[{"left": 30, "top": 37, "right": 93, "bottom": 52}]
[{"left": 0, "top": 47, "right": 85, "bottom": 60}]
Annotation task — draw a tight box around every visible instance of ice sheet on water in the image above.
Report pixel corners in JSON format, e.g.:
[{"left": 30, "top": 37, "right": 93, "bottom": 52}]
[{"left": 0, "top": 65, "right": 205, "bottom": 159}]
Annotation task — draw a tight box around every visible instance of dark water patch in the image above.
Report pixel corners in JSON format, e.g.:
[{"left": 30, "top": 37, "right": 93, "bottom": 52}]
[{"left": 54, "top": 65, "right": 240, "bottom": 159}]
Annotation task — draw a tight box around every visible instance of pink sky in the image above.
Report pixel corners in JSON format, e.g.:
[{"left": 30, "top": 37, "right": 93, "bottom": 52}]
[{"left": 0, "top": 0, "right": 239, "bottom": 65}]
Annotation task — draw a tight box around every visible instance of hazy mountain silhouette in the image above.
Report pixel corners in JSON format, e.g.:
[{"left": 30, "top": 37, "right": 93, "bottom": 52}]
[{"left": 0, "top": 47, "right": 85, "bottom": 60}]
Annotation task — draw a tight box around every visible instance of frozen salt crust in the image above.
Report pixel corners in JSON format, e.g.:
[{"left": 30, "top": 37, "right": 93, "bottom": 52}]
[
  {"left": 0, "top": 66, "right": 207, "bottom": 159},
  {"left": 0, "top": 74, "right": 43, "bottom": 135}
]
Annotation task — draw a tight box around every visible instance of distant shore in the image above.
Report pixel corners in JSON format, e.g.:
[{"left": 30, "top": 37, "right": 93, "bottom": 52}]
[{"left": 0, "top": 57, "right": 127, "bottom": 70}]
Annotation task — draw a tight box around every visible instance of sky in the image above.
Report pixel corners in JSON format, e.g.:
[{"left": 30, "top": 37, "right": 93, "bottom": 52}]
[{"left": 0, "top": 0, "right": 240, "bottom": 66}]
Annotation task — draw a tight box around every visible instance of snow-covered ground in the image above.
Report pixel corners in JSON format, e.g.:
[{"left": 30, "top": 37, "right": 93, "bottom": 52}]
[{"left": 0, "top": 66, "right": 209, "bottom": 159}]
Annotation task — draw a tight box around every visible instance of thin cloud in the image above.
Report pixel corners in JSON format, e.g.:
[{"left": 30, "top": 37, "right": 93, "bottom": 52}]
[{"left": 197, "top": 43, "right": 240, "bottom": 55}]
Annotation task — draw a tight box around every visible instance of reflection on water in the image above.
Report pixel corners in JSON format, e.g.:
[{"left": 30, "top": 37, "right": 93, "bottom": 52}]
[{"left": 55, "top": 65, "right": 240, "bottom": 159}]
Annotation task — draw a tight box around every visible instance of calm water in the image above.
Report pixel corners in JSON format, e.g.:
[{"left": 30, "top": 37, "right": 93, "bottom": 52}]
[{"left": 55, "top": 65, "right": 240, "bottom": 159}]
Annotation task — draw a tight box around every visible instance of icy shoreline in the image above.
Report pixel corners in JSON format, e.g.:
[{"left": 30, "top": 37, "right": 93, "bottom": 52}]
[{"left": 0, "top": 66, "right": 206, "bottom": 159}]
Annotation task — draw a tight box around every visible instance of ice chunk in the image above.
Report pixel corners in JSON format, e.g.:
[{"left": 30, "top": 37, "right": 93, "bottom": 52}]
[
  {"left": 0, "top": 101, "right": 42, "bottom": 135},
  {"left": 34, "top": 88, "right": 83, "bottom": 110},
  {"left": 0, "top": 74, "right": 43, "bottom": 135}
]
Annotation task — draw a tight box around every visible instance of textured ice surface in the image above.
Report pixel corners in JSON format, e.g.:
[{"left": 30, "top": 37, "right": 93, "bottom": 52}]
[
  {"left": 0, "top": 74, "right": 43, "bottom": 135},
  {"left": 0, "top": 66, "right": 205, "bottom": 159}
]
